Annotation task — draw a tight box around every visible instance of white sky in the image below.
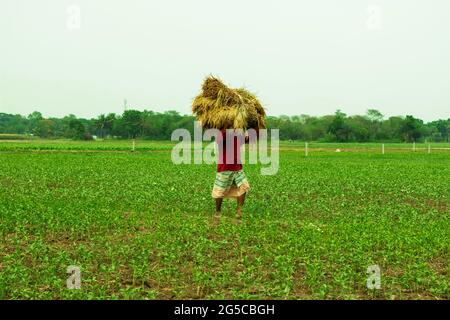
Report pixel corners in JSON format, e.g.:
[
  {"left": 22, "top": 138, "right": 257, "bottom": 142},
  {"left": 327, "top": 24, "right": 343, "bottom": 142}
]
[{"left": 1, "top": 0, "right": 449, "bottom": 121}]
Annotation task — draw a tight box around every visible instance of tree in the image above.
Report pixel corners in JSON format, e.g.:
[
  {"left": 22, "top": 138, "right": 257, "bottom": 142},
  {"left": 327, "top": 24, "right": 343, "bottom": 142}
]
[
  {"left": 121, "top": 110, "right": 142, "bottom": 139},
  {"left": 0, "top": 114, "right": 27, "bottom": 134},
  {"left": 68, "top": 118, "right": 87, "bottom": 140},
  {"left": 429, "top": 119, "right": 450, "bottom": 142},
  {"left": 104, "top": 113, "right": 116, "bottom": 137},
  {"left": 347, "top": 115, "right": 371, "bottom": 142},
  {"left": 447, "top": 124, "right": 450, "bottom": 142},
  {"left": 35, "top": 119, "right": 56, "bottom": 138},
  {"left": 328, "top": 110, "right": 351, "bottom": 142},
  {"left": 365, "top": 109, "right": 384, "bottom": 140},
  {"left": 109, "top": 110, "right": 142, "bottom": 139},
  {"left": 27, "top": 111, "right": 43, "bottom": 134},
  {"left": 366, "top": 109, "right": 384, "bottom": 122},
  {"left": 95, "top": 114, "right": 107, "bottom": 138},
  {"left": 401, "top": 115, "right": 424, "bottom": 142}
]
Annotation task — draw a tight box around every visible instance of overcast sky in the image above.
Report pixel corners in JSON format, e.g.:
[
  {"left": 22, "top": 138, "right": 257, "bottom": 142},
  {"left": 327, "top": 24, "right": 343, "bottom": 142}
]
[{"left": 1, "top": 0, "right": 449, "bottom": 121}]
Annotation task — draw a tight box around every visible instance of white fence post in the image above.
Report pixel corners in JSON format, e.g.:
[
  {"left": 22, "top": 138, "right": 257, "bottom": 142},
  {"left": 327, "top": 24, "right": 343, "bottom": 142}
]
[
  {"left": 305, "top": 142, "right": 308, "bottom": 157},
  {"left": 382, "top": 143, "right": 385, "bottom": 155}
]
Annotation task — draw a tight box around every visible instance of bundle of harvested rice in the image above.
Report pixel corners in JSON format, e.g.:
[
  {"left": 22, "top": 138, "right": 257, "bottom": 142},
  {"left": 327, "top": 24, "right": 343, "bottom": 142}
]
[{"left": 192, "top": 76, "right": 266, "bottom": 130}]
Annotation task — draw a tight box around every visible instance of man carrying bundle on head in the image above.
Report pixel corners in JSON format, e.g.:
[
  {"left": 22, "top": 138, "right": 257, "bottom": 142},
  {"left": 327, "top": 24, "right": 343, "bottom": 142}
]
[
  {"left": 192, "top": 75, "right": 266, "bottom": 220},
  {"left": 212, "top": 129, "right": 253, "bottom": 219}
]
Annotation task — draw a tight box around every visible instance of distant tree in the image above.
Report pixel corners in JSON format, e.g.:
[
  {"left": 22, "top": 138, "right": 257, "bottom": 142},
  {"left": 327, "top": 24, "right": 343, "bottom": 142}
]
[
  {"left": 121, "top": 110, "right": 142, "bottom": 139},
  {"left": 0, "top": 114, "right": 27, "bottom": 134},
  {"left": 60, "top": 114, "right": 77, "bottom": 138},
  {"left": 328, "top": 110, "right": 351, "bottom": 142},
  {"left": 365, "top": 109, "right": 384, "bottom": 140},
  {"left": 447, "top": 124, "right": 450, "bottom": 142},
  {"left": 429, "top": 119, "right": 450, "bottom": 142},
  {"left": 290, "top": 115, "right": 301, "bottom": 122},
  {"left": 104, "top": 113, "right": 116, "bottom": 137},
  {"left": 378, "top": 116, "right": 403, "bottom": 141},
  {"left": 35, "top": 119, "right": 56, "bottom": 138},
  {"left": 94, "top": 114, "right": 117, "bottom": 138},
  {"left": 366, "top": 109, "right": 384, "bottom": 122},
  {"left": 95, "top": 114, "right": 107, "bottom": 138},
  {"left": 347, "top": 115, "right": 371, "bottom": 141},
  {"left": 68, "top": 118, "right": 87, "bottom": 140},
  {"left": 401, "top": 115, "right": 424, "bottom": 142},
  {"left": 27, "top": 111, "right": 43, "bottom": 134}
]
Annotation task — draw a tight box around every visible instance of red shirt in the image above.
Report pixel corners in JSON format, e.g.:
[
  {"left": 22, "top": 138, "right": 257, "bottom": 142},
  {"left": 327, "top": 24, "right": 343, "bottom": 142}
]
[{"left": 217, "top": 130, "right": 244, "bottom": 172}]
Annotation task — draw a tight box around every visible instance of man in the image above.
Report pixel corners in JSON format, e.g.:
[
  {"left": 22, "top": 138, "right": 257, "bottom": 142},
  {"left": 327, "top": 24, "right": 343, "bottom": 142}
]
[{"left": 212, "top": 129, "right": 251, "bottom": 219}]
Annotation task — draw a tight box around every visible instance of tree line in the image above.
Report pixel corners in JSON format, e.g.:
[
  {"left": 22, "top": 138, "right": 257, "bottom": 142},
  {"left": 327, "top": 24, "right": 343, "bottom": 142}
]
[{"left": 0, "top": 109, "right": 449, "bottom": 142}]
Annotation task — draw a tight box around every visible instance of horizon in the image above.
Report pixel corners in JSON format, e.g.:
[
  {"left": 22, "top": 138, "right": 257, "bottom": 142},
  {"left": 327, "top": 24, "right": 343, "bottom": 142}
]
[{"left": 2, "top": 108, "right": 449, "bottom": 124}]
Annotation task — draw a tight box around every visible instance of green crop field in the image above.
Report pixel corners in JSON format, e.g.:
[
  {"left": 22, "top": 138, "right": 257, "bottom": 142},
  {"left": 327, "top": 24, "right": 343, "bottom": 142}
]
[{"left": 0, "top": 140, "right": 449, "bottom": 300}]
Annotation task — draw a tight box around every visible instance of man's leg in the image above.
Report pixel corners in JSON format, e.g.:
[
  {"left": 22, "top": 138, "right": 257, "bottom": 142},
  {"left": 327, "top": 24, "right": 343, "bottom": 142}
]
[
  {"left": 236, "top": 193, "right": 246, "bottom": 218},
  {"left": 215, "top": 198, "right": 223, "bottom": 216}
]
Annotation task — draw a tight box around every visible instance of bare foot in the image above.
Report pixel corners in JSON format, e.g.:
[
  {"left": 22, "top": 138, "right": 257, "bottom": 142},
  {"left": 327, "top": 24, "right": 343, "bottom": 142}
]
[{"left": 236, "top": 208, "right": 242, "bottom": 219}]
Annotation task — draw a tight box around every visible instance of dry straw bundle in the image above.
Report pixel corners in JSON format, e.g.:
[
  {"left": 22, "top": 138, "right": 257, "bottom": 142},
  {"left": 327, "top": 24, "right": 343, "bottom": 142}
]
[{"left": 192, "top": 76, "right": 266, "bottom": 130}]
